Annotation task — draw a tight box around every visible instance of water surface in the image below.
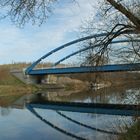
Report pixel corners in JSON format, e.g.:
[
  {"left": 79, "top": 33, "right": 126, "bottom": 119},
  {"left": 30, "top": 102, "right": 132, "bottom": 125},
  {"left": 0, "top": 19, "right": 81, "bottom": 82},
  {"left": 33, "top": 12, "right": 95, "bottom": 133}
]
[{"left": 0, "top": 84, "right": 139, "bottom": 140}]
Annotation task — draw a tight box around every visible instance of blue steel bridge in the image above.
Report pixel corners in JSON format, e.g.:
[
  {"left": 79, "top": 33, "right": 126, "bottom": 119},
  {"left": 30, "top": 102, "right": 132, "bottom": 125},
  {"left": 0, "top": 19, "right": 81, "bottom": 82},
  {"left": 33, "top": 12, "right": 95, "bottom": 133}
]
[
  {"left": 25, "top": 32, "right": 140, "bottom": 77},
  {"left": 23, "top": 32, "right": 140, "bottom": 140}
]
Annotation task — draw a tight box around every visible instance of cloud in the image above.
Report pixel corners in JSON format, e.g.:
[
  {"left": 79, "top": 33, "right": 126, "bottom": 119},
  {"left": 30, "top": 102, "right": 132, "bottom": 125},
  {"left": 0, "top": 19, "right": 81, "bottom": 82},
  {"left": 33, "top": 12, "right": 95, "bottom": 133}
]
[
  {"left": 0, "top": 0, "right": 100, "bottom": 64},
  {"left": 53, "top": 0, "right": 98, "bottom": 32}
]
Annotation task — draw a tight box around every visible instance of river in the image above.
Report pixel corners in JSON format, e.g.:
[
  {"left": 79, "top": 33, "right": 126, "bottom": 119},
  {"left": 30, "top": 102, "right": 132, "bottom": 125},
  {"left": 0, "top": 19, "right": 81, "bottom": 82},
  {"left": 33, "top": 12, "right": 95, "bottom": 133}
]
[{"left": 0, "top": 84, "right": 139, "bottom": 140}]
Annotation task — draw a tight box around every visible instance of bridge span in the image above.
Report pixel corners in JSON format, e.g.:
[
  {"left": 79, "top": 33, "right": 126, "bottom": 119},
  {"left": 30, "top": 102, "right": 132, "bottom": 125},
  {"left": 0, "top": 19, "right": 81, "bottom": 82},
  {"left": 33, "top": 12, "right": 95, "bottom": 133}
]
[
  {"left": 28, "top": 63, "right": 140, "bottom": 75},
  {"left": 18, "top": 32, "right": 140, "bottom": 84},
  {"left": 25, "top": 32, "right": 140, "bottom": 76}
]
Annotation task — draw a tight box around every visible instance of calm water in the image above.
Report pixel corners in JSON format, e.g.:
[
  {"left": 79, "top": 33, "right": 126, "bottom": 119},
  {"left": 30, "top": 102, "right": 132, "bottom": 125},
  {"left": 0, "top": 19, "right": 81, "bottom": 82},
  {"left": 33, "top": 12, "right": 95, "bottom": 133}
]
[{"left": 0, "top": 84, "right": 139, "bottom": 140}]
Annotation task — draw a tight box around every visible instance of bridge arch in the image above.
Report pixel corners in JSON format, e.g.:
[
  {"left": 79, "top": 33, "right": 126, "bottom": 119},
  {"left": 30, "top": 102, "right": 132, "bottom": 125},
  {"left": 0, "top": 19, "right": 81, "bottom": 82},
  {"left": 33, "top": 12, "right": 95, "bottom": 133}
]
[{"left": 53, "top": 39, "right": 140, "bottom": 66}]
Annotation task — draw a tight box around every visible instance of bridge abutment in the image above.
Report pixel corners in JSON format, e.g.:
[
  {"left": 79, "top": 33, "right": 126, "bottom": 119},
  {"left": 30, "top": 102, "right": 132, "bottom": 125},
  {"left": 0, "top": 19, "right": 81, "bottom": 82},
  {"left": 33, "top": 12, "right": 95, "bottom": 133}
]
[{"left": 11, "top": 69, "right": 48, "bottom": 84}]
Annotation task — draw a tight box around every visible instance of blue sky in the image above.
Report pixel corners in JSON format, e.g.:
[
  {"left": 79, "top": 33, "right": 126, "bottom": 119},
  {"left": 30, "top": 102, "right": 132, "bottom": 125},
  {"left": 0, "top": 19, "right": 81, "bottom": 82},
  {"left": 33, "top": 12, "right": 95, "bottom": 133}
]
[{"left": 0, "top": 0, "right": 100, "bottom": 64}]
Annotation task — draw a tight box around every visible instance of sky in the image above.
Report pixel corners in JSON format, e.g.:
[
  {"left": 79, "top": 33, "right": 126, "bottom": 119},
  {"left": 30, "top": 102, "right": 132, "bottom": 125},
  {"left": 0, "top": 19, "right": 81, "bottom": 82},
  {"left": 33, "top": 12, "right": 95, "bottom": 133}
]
[{"left": 0, "top": 0, "right": 100, "bottom": 64}]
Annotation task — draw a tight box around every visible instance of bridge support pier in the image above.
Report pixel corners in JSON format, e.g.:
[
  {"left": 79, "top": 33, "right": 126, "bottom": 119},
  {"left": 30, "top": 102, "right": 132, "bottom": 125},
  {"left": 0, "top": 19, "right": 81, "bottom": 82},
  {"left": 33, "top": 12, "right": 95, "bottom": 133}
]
[{"left": 29, "top": 75, "right": 47, "bottom": 84}]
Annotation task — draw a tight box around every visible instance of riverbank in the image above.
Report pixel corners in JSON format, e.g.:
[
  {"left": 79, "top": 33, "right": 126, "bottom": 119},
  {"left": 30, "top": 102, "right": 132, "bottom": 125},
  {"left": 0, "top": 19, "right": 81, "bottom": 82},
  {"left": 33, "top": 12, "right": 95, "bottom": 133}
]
[
  {"left": 1, "top": 63, "right": 140, "bottom": 92},
  {"left": 0, "top": 64, "right": 37, "bottom": 96},
  {"left": 0, "top": 64, "right": 86, "bottom": 96}
]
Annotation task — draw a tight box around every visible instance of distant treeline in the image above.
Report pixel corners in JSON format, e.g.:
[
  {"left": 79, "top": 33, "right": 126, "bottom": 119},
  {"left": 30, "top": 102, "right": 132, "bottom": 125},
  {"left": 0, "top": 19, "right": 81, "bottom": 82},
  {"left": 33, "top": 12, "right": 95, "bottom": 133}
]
[{"left": 0, "top": 62, "right": 65, "bottom": 70}]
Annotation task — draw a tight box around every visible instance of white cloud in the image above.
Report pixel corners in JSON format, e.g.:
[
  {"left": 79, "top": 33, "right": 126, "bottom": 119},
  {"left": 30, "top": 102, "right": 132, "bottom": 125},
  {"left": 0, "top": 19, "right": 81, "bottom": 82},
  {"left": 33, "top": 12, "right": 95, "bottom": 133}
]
[
  {"left": 0, "top": 0, "right": 100, "bottom": 64},
  {"left": 53, "top": 0, "right": 98, "bottom": 32}
]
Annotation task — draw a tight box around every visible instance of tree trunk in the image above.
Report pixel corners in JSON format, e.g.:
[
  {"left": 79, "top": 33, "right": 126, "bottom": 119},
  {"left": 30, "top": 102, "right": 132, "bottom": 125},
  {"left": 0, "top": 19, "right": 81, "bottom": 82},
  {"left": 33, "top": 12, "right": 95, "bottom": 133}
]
[{"left": 107, "top": 0, "right": 140, "bottom": 32}]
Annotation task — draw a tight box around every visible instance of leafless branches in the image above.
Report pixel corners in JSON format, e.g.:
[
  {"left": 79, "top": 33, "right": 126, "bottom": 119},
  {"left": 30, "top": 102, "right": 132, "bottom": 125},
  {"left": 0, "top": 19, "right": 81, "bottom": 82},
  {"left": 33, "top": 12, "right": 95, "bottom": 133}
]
[
  {"left": 0, "top": 0, "right": 57, "bottom": 26},
  {"left": 80, "top": 0, "right": 140, "bottom": 66},
  {"left": 0, "top": 0, "right": 139, "bottom": 64}
]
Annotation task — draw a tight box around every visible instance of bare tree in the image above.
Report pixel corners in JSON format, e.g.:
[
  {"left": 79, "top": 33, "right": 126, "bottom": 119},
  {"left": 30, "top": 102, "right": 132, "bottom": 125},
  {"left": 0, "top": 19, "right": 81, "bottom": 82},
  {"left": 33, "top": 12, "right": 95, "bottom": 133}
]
[
  {"left": 107, "top": 0, "right": 140, "bottom": 31},
  {"left": 80, "top": 0, "right": 140, "bottom": 65},
  {"left": 0, "top": 0, "right": 139, "bottom": 62},
  {"left": 0, "top": 0, "right": 58, "bottom": 26}
]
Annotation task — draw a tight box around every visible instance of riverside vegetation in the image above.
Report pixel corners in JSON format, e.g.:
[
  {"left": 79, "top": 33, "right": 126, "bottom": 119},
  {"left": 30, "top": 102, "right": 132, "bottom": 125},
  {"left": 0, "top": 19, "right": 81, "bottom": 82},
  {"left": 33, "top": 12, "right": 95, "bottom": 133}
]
[
  {"left": 1, "top": 63, "right": 140, "bottom": 94},
  {"left": 0, "top": 64, "right": 37, "bottom": 106},
  {"left": 1, "top": 63, "right": 140, "bottom": 97}
]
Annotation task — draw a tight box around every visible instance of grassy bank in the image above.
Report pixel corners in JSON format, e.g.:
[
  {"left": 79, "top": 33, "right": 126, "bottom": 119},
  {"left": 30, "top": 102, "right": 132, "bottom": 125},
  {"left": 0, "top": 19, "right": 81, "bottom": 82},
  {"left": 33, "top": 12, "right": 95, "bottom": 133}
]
[{"left": 0, "top": 64, "right": 37, "bottom": 96}]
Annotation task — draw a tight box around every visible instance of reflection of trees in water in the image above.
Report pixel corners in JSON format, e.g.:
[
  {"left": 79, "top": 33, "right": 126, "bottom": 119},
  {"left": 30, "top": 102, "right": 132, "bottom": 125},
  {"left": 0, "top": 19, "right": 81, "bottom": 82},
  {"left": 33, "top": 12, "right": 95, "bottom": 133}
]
[
  {"left": 85, "top": 113, "right": 134, "bottom": 138},
  {"left": 122, "top": 89, "right": 140, "bottom": 104},
  {"left": 0, "top": 107, "right": 11, "bottom": 116},
  {"left": 109, "top": 117, "right": 140, "bottom": 140},
  {"left": 1, "top": 84, "right": 138, "bottom": 109},
  {"left": 56, "top": 111, "right": 121, "bottom": 135},
  {"left": 45, "top": 85, "right": 140, "bottom": 105},
  {"left": 91, "top": 86, "right": 140, "bottom": 105}
]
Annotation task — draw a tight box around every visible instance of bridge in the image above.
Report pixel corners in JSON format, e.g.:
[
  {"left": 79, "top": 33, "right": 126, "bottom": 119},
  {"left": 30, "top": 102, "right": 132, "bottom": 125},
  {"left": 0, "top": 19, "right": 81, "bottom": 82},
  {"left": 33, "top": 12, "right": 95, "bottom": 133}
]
[
  {"left": 28, "top": 63, "right": 140, "bottom": 75},
  {"left": 21, "top": 32, "right": 140, "bottom": 139},
  {"left": 23, "top": 32, "right": 140, "bottom": 83}
]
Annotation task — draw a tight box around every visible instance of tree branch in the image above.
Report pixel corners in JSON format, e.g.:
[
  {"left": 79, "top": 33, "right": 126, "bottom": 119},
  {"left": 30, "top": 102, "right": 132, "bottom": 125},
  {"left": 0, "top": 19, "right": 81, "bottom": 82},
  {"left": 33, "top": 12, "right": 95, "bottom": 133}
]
[{"left": 107, "top": 0, "right": 140, "bottom": 32}]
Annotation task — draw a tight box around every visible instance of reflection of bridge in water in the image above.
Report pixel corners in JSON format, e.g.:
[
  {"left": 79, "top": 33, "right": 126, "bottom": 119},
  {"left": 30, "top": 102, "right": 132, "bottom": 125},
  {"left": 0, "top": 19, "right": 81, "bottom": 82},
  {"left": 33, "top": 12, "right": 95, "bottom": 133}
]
[
  {"left": 26, "top": 101, "right": 140, "bottom": 116},
  {"left": 26, "top": 100, "right": 139, "bottom": 140},
  {"left": 26, "top": 104, "right": 122, "bottom": 140}
]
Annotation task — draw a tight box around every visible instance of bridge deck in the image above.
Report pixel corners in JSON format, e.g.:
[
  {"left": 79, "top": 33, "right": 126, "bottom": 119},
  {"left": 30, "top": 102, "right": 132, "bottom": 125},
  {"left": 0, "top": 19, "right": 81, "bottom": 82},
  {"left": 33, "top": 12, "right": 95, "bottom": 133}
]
[{"left": 28, "top": 63, "right": 140, "bottom": 75}]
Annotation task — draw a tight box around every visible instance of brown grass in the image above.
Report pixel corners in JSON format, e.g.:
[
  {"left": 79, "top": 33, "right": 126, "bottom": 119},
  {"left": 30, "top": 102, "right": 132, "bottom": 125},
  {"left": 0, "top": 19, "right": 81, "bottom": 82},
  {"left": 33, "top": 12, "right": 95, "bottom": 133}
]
[{"left": 0, "top": 64, "right": 37, "bottom": 96}]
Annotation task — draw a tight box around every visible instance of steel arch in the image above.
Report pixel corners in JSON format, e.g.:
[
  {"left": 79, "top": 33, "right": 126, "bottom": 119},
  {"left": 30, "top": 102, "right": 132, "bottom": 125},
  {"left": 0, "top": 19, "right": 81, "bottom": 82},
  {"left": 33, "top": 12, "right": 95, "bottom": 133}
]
[
  {"left": 53, "top": 39, "right": 140, "bottom": 66},
  {"left": 25, "top": 31, "right": 136, "bottom": 74}
]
